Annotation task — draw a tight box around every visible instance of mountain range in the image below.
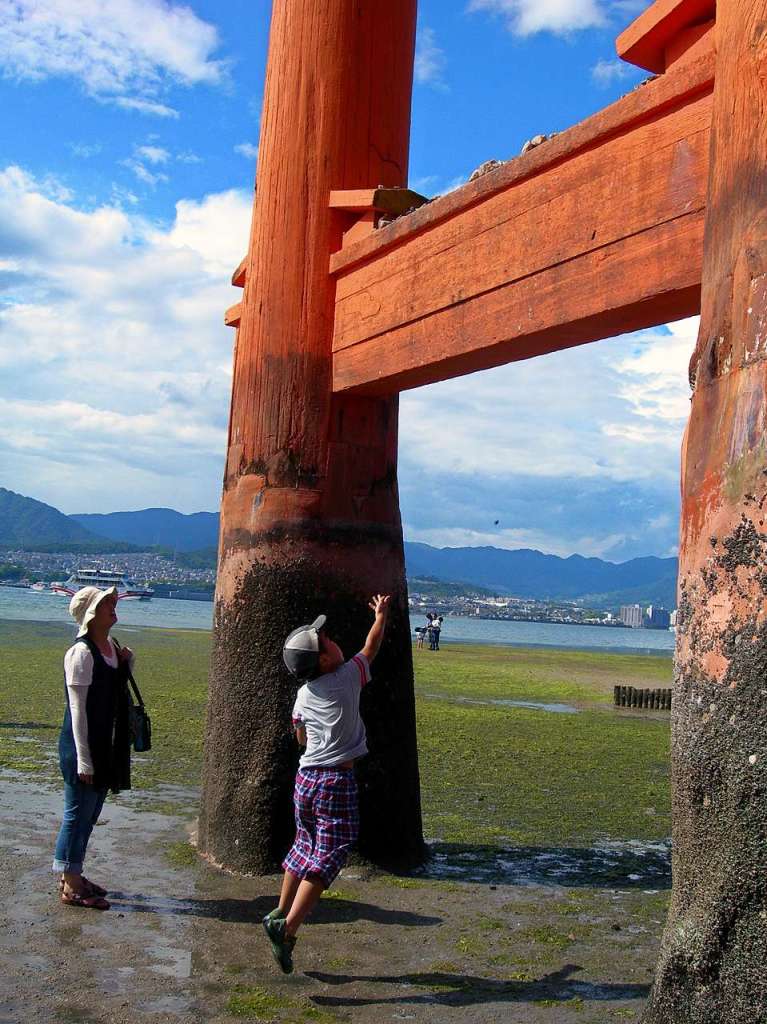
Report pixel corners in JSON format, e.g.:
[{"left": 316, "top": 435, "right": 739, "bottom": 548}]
[{"left": 1, "top": 488, "right": 678, "bottom": 608}]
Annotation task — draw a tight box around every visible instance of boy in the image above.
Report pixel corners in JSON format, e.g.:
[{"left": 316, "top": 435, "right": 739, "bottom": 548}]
[{"left": 263, "top": 593, "right": 390, "bottom": 973}]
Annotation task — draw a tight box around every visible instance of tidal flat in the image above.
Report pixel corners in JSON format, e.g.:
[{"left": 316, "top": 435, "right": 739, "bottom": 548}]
[{"left": 0, "top": 618, "right": 672, "bottom": 1023}]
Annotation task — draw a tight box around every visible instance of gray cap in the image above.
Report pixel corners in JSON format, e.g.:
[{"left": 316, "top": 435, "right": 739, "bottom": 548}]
[{"left": 283, "top": 615, "right": 327, "bottom": 680}]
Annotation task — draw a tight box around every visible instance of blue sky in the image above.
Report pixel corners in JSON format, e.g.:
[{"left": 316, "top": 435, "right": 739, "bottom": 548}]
[{"left": 0, "top": 0, "right": 695, "bottom": 561}]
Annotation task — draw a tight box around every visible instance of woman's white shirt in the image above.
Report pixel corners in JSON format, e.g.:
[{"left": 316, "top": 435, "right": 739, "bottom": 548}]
[{"left": 64, "top": 639, "right": 126, "bottom": 776}]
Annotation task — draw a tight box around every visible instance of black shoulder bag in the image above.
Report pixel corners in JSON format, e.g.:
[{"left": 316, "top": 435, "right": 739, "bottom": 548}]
[
  {"left": 114, "top": 640, "right": 152, "bottom": 752},
  {"left": 127, "top": 666, "right": 152, "bottom": 752}
]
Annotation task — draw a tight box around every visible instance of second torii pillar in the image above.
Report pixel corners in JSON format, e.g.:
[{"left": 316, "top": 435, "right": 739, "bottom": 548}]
[{"left": 199, "top": 0, "right": 425, "bottom": 874}]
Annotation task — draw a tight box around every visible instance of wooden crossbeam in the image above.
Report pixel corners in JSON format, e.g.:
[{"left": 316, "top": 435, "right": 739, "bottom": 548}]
[{"left": 331, "top": 51, "right": 713, "bottom": 396}]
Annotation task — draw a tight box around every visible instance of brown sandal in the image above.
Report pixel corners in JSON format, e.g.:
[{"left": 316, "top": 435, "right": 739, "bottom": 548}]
[
  {"left": 58, "top": 877, "right": 108, "bottom": 898},
  {"left": 60, "top": 886, "right": 110, "bottom": 911}
]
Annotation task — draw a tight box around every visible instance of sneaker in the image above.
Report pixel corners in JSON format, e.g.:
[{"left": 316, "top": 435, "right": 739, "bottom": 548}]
[
  {"left": 264, "top": 906, "right": 285, "bottom": 922},
  {"left": 262, "top": 915, "right": 296, "bottom": 974}
]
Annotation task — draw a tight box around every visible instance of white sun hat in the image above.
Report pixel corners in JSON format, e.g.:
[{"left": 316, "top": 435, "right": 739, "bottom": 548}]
[{"left": 69, "top": 586, "right": 118, "bottom": 638}]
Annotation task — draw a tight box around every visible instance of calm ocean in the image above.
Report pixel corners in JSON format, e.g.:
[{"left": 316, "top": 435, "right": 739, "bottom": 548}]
[{"left": 0, "top": 587, "right": 675, "bottom": 656}]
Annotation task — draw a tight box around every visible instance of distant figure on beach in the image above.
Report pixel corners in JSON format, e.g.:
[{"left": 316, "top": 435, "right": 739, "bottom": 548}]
[
  {"left": 53, "top": 586, "right": 135, "bottom": 910},
  {"left": 262, "top": 594, "right": 390, "bottom": 974},
  {"left": 430, "top": 615, "right": 443, "bottom": 650}
]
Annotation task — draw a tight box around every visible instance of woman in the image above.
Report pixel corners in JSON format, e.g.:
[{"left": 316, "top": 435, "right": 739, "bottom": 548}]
[{"left": 53, "top": 585, "right": 134, "bottom": 910}]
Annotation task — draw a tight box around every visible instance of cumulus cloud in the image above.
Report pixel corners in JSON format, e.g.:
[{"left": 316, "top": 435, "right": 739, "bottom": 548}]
[
  {"left": 468, "top": 0, "right": 607, "bottom": 35},
  {"left": 234, "top": 142, "right": 258, "bottom": 160},
  {"left": 415, "top": 26, "right": 448, "bottom": 89},
  {"left": 0, "top": 0, "right": 225, "bottom": 115},
  {"left": 399, "top": 321, "right": 697, "bottom": 559},
  {"left": 0, "top": 164, "right": 251, "bottom": 512}
]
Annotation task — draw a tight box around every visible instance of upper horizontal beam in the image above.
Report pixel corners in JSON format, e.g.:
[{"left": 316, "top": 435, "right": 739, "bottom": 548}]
[
  {"left": 331, "top": 51, "right": 713, "bottom": 396},
  {"left": 617, "top": 0, "right": 715, "bottom": 74}
]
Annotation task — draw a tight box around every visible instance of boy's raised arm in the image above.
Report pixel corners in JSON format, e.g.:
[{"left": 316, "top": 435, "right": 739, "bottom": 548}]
[{"left": 361, "top": 594, "right": 390, "bottom": 664}]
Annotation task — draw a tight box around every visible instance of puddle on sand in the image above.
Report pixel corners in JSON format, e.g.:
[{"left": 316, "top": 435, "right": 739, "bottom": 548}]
[
  {"left": 420, "top": 838, "right": 671, "bottom": 887},
  {"left": 146, "top": 943, "right": 192, "bottom": 979},
  {"left": 423, "top": 694, "right": 578, "bottom": 714}
]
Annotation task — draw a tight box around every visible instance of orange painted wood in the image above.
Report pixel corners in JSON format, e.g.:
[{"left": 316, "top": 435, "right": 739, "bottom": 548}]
[
  {"left": 664, "top": 19, "right": 714, "bottom": 71},
  {"left": 342, "top": 211, "right": 377, "bottom": 247},
  {"left": 224, "top": 302, "right": 242, "bottom": 328},
  {"left": 333, "top": 92, "right": 710, "bottom": 353},
  {"left": 333, "top": 213, "right": 703, "bottom": 394},
  {"left": 330, "top": 49, "right": 714, "bottom": 279},
  {"left": 618, "top": 0, "right": 715, "bottom": 73},
  {"left": 330, "top": 188, "right": 426, "bottom": 214},
  {"left": 224, "top": 1, "right": 416, "bottom": 490},
  {"left": 331, "top": 73, "right": 711, "bottom": 394},
  {"left": 231, "top": 257, "right": 247, "bottom": 288}
]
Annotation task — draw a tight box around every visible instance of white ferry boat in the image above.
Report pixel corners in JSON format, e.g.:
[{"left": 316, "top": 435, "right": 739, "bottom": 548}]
[{"left": 50, "top": 566, "right": 153, "bottom": 601}]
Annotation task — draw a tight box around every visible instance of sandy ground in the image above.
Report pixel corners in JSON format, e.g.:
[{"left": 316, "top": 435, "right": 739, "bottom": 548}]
[{"left": 0, "top": 769, "right": 670, "bottom": 1024}]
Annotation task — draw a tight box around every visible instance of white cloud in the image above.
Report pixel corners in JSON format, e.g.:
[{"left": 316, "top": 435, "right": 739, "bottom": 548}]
[
  {"left": 468, "top": 0, "right": 607, "bottom": 35},
  {"left": 406, "top": 525, "right": 629, "bottom": 560},
  {"left": 0, "top": 0, "right": 225, "bottom": 115},
  {"left": 122, "top": 158, "right": 169, "bottom": 186},
  {"left": 113, "top": 97, "right": 179, "bottom": 119},
  {"left": 136, "top": 145, "right": 170, "bottom": 165},
  {"left": 591, "top": 58, "right": 633, "bottom": 86},
  {"left": 70, "top": 142, "right": 103, "bottom": 159},
  {"left": 234, "top": 142, "right": 259, "bottom": 160},
  {"left": 415, "top": 26, "right": 448, "bottom": 89},
  {"left": 0, "top": 164, "right": 251, "bottom": 512},
  {"left": 400, "top": 322, "right": 696, "bottom": 490}
]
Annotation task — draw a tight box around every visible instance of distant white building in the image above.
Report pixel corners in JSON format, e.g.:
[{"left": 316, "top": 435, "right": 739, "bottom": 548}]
[{"left": 620, "top": 604, "right": 644, "bottom": 629}]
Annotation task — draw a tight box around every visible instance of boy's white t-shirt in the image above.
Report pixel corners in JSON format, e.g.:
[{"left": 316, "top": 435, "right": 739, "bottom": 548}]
[{"left": 292, "top": 653, "right": 372, "bottom": 768}]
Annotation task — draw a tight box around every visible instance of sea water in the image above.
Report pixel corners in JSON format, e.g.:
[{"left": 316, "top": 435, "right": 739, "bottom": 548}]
[{"left": 0, "top": 586, "right": 675, "bottom": 655}]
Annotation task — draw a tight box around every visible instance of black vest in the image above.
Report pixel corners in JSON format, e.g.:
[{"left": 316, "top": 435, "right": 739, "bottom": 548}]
[{"left": 59, "top": 636, "right": 132, "bottom": 793}]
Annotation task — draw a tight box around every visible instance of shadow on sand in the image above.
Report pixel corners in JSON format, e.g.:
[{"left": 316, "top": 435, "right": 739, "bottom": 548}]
[
  {"left": 306, "top": 963, "right": 650, "bottom": 1010},
  {"left": 108, "top": 892, "right": 441, "bottom": 928}
]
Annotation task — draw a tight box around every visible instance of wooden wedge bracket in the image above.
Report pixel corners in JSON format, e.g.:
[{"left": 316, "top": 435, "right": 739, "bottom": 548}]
[{"left": 330, "top": 187, "right": 428, "bottom": 249}]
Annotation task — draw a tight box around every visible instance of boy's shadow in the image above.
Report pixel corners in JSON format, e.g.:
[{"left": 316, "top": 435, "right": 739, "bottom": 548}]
[
  {"left": 108, "top": 892, "right": 440, "bottom": 928},
  {"left": 305, "top": 964, "right": 650, "bottom": 1009}
]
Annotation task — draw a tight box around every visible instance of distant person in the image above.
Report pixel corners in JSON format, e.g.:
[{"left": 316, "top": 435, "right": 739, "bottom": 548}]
[
  {"left": 262, "top": 594, "right": 390, "bottom": 974},
  {"left": 431, "top": 615, "right": 443, "bottom": 651},
  {"left": 54, "top": 586, "right": 135, "bottom": 910},
  {"left": 425, "top": 612, "right": 435, "bottom": 650},
  {"left": 415, "top": 626, "right": 426, "bottom": 649}
]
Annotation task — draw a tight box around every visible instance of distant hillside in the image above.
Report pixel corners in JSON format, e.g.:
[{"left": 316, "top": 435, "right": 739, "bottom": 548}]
[
  {"left": 70, "top": 508, "right": 219, "bottom": 553},
  {"left": 404, "top": 542, "right": 678, "bottom": 610},
  {"left": 0, "top": 488, "right": 106, "bottom": 548},
  {"left": 6, "top": 490, "right": 677, "bottom": 607}
]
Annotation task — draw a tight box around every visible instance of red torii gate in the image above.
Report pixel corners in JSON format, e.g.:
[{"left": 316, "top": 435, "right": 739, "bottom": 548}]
[{"left": 200, "top": 1, "right": 767, "bottom": 1019}]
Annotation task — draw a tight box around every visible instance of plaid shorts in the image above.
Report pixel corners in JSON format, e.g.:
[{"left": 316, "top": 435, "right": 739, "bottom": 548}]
[{"left": 282, "top": 767, "right": 359, "bottom": 888}]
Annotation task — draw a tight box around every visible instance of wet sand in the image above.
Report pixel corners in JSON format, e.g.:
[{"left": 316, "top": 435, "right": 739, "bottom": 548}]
[{"left": 0, "top": 769, "right": 668, "bottom": 1024}]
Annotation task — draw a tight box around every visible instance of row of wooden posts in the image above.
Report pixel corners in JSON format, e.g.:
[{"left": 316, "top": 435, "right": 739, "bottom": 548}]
[{"left": 614, "top": 686, "right": 672, "bottom": 710}]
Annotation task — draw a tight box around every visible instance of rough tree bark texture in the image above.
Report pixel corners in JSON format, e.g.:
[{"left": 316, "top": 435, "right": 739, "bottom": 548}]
[
  {"left": 198, "top": 0, "right": 424, "bottom": 875},
  {"left": 643, "top": 3, "right": 767, "bottom": 1021}
]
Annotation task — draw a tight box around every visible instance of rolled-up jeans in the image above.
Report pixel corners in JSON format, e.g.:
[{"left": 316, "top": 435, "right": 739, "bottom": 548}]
[{"left": 52, "top": 781, "right": 108, "bottom": 874}]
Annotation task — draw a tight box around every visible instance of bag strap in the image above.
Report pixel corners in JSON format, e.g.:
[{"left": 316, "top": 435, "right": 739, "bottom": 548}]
[{"left": 113, "top": 638, "right": 146, "bottom": 708}]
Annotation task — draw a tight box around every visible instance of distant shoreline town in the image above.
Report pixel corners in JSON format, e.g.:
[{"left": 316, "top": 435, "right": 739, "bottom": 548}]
[
  {"left": 1, "top": 549, "right": 676, "bottom": 629},
  {"left": 408, "top": 587, "right": 676, "bottom": 632}
]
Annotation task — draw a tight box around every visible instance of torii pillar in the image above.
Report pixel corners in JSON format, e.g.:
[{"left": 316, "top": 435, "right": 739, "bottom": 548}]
[
  {"left": 198, "top": 0, "right": 425, "bottom": 874},
  {"left": 644, "top": 2, "right": 767, "bottom": 1019}
]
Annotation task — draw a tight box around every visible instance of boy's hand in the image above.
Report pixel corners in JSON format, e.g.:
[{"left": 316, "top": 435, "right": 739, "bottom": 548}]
[
  {"left": 369, "top": 594, "right": 391, "bottom": 618},
  {"left": 362, "top": 595, "right": 391, "bottom": 664}
]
